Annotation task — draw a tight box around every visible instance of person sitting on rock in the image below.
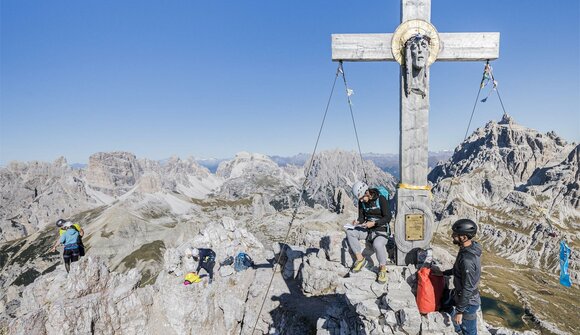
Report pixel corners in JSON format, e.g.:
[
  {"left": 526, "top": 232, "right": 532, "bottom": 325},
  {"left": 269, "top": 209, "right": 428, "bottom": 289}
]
[
  {"left": 58, "top": 221, "right": 81, "bottom": 273},
  {"left": 186, "top": 247, "right": 216, "bottom": 284},
  {"left": 345, "top": 181, "right": 392, "bottom": 284},
  {"left": 50, "top": 218, "right": 85, "bottom": 257}
]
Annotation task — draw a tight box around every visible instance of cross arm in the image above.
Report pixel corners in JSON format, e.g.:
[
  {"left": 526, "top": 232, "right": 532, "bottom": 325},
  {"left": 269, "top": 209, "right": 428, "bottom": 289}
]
[
  {"left": 332, "top": 33, "right": 395, "bottom": 62},
  {"left": 437, "top": 32, "right": 500, "bottom": 61}
]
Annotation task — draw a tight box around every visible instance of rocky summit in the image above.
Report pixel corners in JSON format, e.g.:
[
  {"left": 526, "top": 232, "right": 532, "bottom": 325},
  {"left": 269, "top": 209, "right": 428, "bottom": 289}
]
[{"left": 1, "top": 117, "right": 578, "bottom": 334}]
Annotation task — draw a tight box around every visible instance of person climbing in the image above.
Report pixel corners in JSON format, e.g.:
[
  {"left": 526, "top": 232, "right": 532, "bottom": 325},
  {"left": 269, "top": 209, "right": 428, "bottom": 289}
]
[
  {"left": 186, "top": 247, "right": 216, "bottom": 284},
  {"left": 50, "top": 219, "right": 85, "bottom": 257},
  {"left": 58, "top": 221, "right": 81, "bottom": 273},
  {"left": 345, "top": 181, "right": 392, "bottom": 284},
  {"left": 435, "top": 219, "right": 482, "bottom": 335}
]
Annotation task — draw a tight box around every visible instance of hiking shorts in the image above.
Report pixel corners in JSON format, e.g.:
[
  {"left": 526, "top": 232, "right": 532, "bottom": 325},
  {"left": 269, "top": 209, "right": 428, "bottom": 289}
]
[{"left": 63, "top": 247, "right": 80, "bottom": 263}]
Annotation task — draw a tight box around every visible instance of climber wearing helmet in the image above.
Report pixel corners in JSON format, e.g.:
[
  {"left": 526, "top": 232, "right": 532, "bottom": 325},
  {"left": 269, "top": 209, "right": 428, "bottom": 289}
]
[
  {"left": 345, "top": 181, "right": 392, "bottom": 284},
  {"left": 436, "top": 219, "right": 482, "bottom": 335},
  {"left": 186, "top": 247, "right": 216, "bottom": 284},
  {"left": 58, "top": 221, "right": 82, "bottom": 273},
  {"left": 50, "top": 218, "right": 85, "bottom": 256}
]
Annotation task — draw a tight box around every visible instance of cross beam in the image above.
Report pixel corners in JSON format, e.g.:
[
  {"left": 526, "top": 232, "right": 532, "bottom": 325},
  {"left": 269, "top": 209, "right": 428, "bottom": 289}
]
[{"left": 332, "top": 32, "right": 500, "bottom": 62}]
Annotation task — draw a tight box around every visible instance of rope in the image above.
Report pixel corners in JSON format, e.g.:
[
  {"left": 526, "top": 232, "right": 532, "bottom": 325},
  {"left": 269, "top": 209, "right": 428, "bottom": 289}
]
[
  {"left": 463, "top": 61, "right": 486, "bottom": 141},
  {"left": 435, "top": 61, "right": 491, "bottom": 234},
  {"left": 339, "top": 61, "right": 368, "bottom": 183},
  {"left": 250, "top": 63, "right": 342, "bottom": 335}
]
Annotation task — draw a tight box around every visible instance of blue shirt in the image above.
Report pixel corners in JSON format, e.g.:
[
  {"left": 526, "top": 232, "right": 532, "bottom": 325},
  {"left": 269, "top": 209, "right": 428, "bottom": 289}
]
[{"left": 59, "top": 228, "right": 79, "bottom": 246}]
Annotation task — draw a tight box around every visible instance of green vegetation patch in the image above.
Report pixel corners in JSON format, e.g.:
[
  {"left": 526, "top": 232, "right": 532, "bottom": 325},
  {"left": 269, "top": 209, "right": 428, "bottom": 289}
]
[
  {"left": 69, "top": 206, "right": 107, "bottom": 226},
  {"left": 101, "top": 230, "right": 114, "bottom": 238},
  {"left": 119, "top": 240, "right": 166, "bottom": 270},
  {"left": 41, "top": 263, "right": 59, "bottom": 275},
  {"left": 12, "top": 268, "right": 41, "bottom": 286},
  {"left": 10, "top": 228, "right": 56, "bottom": 267},
  {"left": 190, "top": 197, "right": 253, "bottom": 211},
  {"left": 118, "top": 240, "right": 166, "bottom": 288}
]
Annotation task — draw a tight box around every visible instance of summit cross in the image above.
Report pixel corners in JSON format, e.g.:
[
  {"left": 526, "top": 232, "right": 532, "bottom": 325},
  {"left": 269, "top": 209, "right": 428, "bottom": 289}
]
[{"left": 331, "top": 0, "right": 500, "bottom": 265}]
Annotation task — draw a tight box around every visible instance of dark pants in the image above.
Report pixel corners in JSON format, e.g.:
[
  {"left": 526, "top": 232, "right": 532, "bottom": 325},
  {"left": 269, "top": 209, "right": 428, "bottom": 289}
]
[
  {"left": 451, "top": 304, "right": 479, "bottom": 335},
  {"left": 200, "top": 261, "right": 215, "bottom": 281},
  {"left": 63, "top": 246, "right": 80, "bottom": 273}
]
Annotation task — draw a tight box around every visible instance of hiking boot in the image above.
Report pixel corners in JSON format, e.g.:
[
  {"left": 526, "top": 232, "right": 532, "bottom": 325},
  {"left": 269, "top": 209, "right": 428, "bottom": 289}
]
[
  {"left": 351, "top": 258, "right": 367, "bottom": 273},
  {"left": 377, "top": 269, "right": 388, "bottom": 284}
]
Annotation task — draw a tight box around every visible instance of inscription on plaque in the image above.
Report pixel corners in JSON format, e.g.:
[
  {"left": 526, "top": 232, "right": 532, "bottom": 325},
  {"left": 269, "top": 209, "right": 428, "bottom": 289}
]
[{"left": 405, "top": 214, "right": 424, "bottom": 241}]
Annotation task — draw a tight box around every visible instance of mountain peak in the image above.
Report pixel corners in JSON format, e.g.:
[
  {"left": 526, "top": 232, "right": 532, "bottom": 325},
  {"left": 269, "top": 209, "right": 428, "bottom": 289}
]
[{"left": 498, "top": 113, "right": 514, "bottom": 125}]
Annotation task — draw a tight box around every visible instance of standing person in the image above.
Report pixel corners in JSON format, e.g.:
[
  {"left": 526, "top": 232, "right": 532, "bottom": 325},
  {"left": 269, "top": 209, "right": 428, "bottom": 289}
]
[
  {"left": 59, "top": 221, "right": 81, "bottom": 273},
  {"left": 439, "top": 219, "right": 482, "bottom": 335},
  {"left": 187, "top": 247, "right": 216, "bottom": 284},
  {"left": 345, "top": 181, "right": 392, "bottom": 284},
  {"left": 50, "top": 219, "right": 85, "bottom": 256}
]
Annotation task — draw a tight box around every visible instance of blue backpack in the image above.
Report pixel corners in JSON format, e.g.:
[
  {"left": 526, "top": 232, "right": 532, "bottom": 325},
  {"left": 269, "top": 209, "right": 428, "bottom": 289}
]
[{"left": 234, "top": 252, "right": 253, "bottom": 272}]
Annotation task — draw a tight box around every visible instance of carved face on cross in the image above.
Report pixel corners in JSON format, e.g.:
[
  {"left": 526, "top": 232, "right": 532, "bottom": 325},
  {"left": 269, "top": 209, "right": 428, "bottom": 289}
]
[{"left": 407, "top": 34, "right": 430, "bottom": 69}]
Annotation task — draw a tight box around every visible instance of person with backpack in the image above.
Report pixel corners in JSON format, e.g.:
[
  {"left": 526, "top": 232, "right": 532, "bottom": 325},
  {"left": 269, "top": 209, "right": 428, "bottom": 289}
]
[
  {"left": 434, "top": 219, "right": 482, "bottom": 335},
  {"left": 345, "top": 181, "right": 392, "bottom": 284},
  {"left": 58, "top": 221, "right": 81, "bottom": 273},
  {"left": 186, "top": 247, "right": 216, "bottom": 284},
  {"left": 50, "top": 219, "right": 85, "bottom": 257}
]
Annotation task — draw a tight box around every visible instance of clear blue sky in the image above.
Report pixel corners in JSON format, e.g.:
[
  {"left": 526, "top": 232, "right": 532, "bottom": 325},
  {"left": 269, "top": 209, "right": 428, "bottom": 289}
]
[{"left": 1, "top": 0, "right": 578, "bottom": 165}]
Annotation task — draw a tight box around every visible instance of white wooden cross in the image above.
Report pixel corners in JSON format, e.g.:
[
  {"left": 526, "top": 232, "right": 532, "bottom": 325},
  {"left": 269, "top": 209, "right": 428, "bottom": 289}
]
[{"left": 332, "top": 0, "right": 499, "bottom": 265}]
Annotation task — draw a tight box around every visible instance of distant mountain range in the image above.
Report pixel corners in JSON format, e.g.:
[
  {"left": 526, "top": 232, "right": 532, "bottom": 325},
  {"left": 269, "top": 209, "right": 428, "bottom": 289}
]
[{"left": 70, "top": 152, "right": 453, "bottom": 177}]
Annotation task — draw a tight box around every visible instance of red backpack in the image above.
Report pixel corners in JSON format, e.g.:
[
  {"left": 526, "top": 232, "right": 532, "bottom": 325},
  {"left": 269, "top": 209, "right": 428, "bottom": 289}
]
[{"left": 416, "top": 267, "right": 445, "bottom": 314}]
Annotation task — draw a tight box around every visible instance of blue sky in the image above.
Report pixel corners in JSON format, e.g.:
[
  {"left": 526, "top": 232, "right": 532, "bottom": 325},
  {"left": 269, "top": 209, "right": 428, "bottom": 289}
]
[{"left": 1, "top": 0, "right": 578, "bottom": 165}]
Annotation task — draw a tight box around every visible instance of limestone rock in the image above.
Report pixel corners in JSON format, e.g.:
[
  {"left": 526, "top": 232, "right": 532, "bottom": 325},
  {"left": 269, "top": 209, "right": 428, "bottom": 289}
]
[{"left": 86, "top": 152, "right": 142, "bottom": 196}]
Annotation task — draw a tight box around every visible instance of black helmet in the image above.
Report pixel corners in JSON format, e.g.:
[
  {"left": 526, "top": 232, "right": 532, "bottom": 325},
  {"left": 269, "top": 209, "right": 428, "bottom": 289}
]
[
  {"left": 56, "top": 219, "right": 66, "bottom": 228},
  {"left": 452, "top": 219, "right": 477, "bottom": 239}
]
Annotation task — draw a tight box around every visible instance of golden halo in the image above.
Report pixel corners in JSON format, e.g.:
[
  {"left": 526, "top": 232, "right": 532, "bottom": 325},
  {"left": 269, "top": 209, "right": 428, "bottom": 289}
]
[{"left": 391, "top": 19, "right": 440, "bottom": 66}]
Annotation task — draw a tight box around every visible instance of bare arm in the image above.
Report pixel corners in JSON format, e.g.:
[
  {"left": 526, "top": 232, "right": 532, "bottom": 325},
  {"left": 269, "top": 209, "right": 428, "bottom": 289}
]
[{"left": 50, "top": 236, "right": 60, "bottom": 252}]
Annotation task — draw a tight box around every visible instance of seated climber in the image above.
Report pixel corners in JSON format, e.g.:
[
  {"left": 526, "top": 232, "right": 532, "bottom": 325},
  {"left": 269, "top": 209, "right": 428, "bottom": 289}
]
[
  {"left": 186, "top": 247, "right": 216, "bottom": 284},
  {"left": 59, "top": 221, "right": 81, "bottom": 273},
  {"left": 345, "top": 181, "right": 392, "bottom": 284},
  {"left": 50, "top": 218, "right": 85, "bottom": 257}
]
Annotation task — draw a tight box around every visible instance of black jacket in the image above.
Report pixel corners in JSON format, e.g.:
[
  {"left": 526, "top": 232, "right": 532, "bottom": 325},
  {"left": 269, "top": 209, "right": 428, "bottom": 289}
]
[
  {"left": 195, "top": 248, "right": 216, "bottom": 272},
  {"left": 356, "top": 188, "right": 391, "bottom": 234},
  {"left": 444, "top": 241, "right": 482, "bottom": 312}
]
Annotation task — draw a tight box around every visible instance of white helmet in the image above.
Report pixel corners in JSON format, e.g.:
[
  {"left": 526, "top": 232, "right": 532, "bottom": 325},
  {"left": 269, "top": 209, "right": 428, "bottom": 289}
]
[
  {"left": 190, "top": 248, "right": 200, "bottom": 258},
  {"left": 352, "top": 181, "right": 368, "bottom": 200},
  {"left": 63, "top": 221, "right": 74, "bottom": 229}
]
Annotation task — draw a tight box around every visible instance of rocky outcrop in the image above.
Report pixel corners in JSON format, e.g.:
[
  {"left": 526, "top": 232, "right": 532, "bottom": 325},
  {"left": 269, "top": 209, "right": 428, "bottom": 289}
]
[
  {"left": 216, "top": 152, "right": 303, "bottom": 211},
  {"left": 85, "top": 152, "right": 142, "bottom": 196},
  {"left": 429, "top": 116, "right": 578, "bottom": 272},
  {"left": 304, "top": 150, "right": 397, "bottom": 212},
  {"left": 8, "top": 217, "right": 278, "bottom": 335},
  {"left": 0, "top": 157, "right": 100, "bottom": 242}
]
